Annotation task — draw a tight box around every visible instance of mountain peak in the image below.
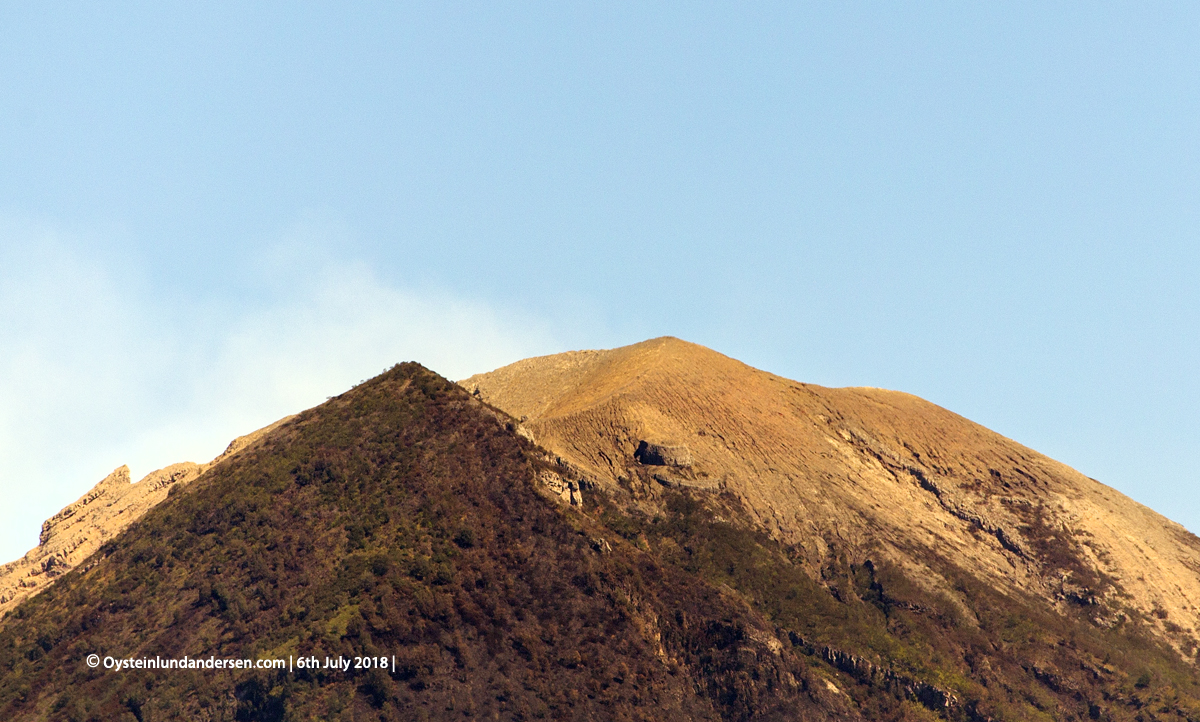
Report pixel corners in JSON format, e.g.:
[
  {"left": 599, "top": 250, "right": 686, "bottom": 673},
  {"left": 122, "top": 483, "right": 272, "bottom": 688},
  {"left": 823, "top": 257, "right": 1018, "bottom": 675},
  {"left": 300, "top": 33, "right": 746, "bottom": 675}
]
[{"left": 463, "top": 338, "right": 1200, "bottom": 656}]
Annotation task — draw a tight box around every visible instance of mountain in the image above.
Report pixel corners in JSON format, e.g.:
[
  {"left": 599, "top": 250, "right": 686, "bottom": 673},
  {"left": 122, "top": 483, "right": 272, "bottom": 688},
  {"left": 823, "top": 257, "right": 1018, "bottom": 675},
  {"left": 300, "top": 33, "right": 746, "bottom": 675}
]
[
  {"left": 460, "top": 337, "right": 1200, "bottom": 653},
  {"left": 1, "top": 340, "right": 1198, "bottom": 720},
  {"left": 1, "top": 363, "right": 841, "bottom": 721}
]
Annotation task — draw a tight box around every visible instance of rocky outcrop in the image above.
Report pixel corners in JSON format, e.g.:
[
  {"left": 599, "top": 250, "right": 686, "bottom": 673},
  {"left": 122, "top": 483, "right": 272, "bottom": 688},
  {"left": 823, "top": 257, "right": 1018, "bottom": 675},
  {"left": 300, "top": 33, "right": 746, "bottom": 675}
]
[
  {"left": 634, "top": 441, "right": 693, "bottom": 467},
  {"left": 536, "top": 469, "right": 584, "bottom": 507},
  {"left": 0, "top": 415, "right": 294, "bottom": 622},
  {"left": 0, "top": 464, "right": 200, "bottom": 617},
  {"left": 786, "top": 632, "right": 960, "bottom": 714}
]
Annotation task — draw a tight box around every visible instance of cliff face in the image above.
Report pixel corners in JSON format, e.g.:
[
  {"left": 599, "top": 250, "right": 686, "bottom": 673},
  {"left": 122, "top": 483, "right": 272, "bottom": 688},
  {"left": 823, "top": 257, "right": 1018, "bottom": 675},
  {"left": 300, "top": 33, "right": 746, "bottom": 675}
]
[
  {"left": 460, "top": 337, "right": 1200, "bottom": 656},
  {"left": 0, "top": 416, "right": 293, "bottom": 620}
]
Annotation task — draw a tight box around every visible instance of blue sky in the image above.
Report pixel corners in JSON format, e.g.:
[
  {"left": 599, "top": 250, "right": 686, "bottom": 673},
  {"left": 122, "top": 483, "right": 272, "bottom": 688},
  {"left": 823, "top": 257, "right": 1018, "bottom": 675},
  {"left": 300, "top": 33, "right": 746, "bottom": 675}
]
[{"left": 2, "top": 3, "right": 1198, "bottom": 562}]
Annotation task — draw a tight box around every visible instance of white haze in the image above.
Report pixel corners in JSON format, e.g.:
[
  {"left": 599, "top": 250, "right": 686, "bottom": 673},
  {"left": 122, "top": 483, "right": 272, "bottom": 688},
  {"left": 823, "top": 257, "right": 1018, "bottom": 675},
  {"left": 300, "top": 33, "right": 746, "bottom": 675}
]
[{"left": 0, "top": 221, "right": 561, "bottom": 564}]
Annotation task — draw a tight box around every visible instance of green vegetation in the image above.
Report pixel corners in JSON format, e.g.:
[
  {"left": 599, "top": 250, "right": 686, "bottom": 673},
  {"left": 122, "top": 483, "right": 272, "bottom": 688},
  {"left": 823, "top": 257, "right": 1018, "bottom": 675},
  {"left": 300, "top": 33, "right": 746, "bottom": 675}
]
[
  {"left": 1, "top": 362, "right": 1199, "bottom": 720},
  {"left": 0, "top": 365, "right": 813, "bottom": 721},
  {"left": 592, "top": 484, "right": 1200, "bottom": 721}
]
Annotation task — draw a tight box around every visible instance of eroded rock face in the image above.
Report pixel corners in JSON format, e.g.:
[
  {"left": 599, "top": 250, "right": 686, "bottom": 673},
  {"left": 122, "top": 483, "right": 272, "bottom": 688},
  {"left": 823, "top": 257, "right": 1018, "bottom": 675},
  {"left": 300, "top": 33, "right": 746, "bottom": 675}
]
[
  {"left": 0, "top": 414, "right": 295, "bottom": 622},
  {"left": 634, "top": 441, "right": 693, "bottom": 467},
  {"left": 0, "top": 463, "right": 201, "bottom": 617},
  {"left": 459, "top": 336, "right": 1200, "bottom": 657},
  {"left": 536, "top": 469, "right": 584, "bottom": 507}
]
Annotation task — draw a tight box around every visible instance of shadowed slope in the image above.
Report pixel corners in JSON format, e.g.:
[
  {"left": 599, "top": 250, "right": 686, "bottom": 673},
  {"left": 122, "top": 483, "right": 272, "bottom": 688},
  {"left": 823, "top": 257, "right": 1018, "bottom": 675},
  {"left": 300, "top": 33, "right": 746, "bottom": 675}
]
[{"left": 0, "top": 364, "right": 857, "bottom": 722}]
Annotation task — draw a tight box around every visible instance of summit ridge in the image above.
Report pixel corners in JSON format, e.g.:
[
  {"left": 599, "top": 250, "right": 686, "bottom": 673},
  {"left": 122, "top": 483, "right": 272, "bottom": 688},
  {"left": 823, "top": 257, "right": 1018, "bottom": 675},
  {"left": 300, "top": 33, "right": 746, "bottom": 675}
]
[{"left": 462, "top": 337, "right": 1200, "bottom": 654}]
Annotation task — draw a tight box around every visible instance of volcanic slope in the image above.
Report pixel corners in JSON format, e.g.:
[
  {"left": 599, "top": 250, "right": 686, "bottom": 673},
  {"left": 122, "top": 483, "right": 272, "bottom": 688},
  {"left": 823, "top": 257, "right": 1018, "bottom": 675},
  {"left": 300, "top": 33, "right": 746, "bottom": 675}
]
[
  {"left": 5, "top": 351, "right": 1200, "bottom": 720},
  {"left": 0, "top": 363, "right": 872, "bottom": 721},
  {"left": 460, "top": 337, "right": 1200, "bottom": 657}
]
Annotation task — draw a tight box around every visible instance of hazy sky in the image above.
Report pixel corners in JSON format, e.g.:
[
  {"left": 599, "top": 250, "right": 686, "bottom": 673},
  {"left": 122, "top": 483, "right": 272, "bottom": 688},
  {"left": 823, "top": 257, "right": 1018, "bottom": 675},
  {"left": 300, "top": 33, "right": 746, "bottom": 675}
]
[{"left": 2, "top": 4, "right": 1198, "bottom": 562}]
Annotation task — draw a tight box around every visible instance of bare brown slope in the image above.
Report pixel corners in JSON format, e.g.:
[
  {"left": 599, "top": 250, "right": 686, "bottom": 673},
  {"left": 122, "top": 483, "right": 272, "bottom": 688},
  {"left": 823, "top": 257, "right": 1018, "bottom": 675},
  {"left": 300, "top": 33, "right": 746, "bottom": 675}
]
[
  {"left": 0, "top": 415, "right": 293, "bottom": 619},
  {"left": 461, "top": 336, "right": 1200, "bottom": 654}
]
